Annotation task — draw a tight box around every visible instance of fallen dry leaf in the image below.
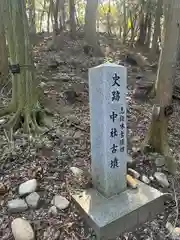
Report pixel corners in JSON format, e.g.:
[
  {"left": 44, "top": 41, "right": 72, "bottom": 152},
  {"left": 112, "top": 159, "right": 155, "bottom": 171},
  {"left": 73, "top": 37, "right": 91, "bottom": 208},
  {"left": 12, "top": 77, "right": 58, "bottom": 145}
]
[{"left": 126, "top": 174, "right": 138, "bottom": 189}]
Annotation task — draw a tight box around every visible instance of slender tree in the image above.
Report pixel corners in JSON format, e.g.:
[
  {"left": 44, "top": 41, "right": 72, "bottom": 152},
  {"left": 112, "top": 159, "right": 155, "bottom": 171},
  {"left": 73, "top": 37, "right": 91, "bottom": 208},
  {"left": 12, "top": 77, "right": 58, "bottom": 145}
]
[
  {"left": 47, "top": 1, "right": 51, "bottom": 32},
  {"left": 84, "top": 0, "right": 102, "bottom": 55},
  {"left": 107, "top": 0, "right": 112, "bottom": 36},
  {"left": 123, "top": 0, "right": 127, "bottom": 43},
  {"left": 69, "top": 0, "right": 76, "bottom": 38},
  {"left": 28, "top": 0, "right": 36, "bottom": 34},
  {"left": 59, "top": 0, "right": 66, "bottom": 31},
  {"left": 145, "top": 1, "right": 152, "bottom": 48},
  {"left": 137, "top": 0, "right": 146, "bottom": 45},
  {"left": 50, "top": 0, "right": 60, "bottom": 48},
  {"left": 40, "top": 0, "right": 47, "bottom": 32},
  {"left": 151, "top": 0, "right": 162, "bottom": 58},
  {"left": 143, "top": 0, "right": 180, "bottom": 173}
]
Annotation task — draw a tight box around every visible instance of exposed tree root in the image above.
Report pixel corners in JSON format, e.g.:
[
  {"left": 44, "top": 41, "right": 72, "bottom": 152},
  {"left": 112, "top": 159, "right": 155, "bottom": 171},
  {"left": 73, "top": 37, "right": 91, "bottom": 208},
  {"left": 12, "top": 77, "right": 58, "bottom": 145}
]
[{"left": 1, "top": 106, "right": 51, "bottom": 135}]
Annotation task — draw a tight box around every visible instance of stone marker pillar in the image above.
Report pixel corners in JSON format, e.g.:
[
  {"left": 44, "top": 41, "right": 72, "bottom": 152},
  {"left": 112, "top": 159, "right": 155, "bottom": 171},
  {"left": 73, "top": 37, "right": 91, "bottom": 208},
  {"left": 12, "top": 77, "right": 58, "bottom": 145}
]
[{"left": 89, "top": 63, "right": 127, "bottom": 197}]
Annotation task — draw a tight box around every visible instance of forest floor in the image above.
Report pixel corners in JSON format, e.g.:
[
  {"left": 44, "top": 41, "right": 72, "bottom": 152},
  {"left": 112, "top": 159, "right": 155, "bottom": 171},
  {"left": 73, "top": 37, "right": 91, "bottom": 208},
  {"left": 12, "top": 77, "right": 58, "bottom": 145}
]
[{"left": 1, "top": 32, "right": 180, "bottom": 240}]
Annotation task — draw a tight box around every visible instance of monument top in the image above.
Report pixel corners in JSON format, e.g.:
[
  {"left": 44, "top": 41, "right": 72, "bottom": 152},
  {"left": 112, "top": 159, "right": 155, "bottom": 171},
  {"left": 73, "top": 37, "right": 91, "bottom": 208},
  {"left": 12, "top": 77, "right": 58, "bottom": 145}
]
[{"left": 90, "top": 62, "right": 125, "bottom": 69}]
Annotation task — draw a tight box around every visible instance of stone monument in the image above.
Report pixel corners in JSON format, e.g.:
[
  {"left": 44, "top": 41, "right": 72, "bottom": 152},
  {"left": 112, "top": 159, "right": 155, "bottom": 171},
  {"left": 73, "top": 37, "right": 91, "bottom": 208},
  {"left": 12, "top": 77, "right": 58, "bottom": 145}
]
[
  {"left": 89, "top": 63, "right": 127, "bottom": 197},
  {"left": 72, "top": 63, "right": 167, "bottom": 240}
]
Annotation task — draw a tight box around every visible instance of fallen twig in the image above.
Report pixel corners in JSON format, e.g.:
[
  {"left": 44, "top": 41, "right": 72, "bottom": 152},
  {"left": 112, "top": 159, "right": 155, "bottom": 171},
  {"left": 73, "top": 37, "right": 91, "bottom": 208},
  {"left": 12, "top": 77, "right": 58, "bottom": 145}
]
[{"left": 71, "top": 122, "right": 86, "bottom": 132}]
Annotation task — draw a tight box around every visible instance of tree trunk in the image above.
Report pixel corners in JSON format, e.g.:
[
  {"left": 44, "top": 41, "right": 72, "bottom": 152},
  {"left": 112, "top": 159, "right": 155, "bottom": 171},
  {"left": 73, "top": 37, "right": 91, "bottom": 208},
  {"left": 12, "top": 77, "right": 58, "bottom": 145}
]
[
  {"left": 84, "top": 0, "right": 102, "bottom": 56},
  {"left": 143, "top": 0, "right": 180, "bottom": 173},
  {"left": 129, "top": 10, "right": 135, "bottom": 45},
  {"left": 59, "top": 0, "right": 65, "bottom": 31},
  {"left": 107, "top": 0, "right": 112, "bottom": 36},
  {"left": 144, "top": 0, "right": 152, "bottom": 47},
  {"left": 47, "top": 2, "right": 51, "bottom": 32},
  {"left": 123, "top": 0, "right": 127, "bottom": 44},
  {"left": 69, "top": 0, "right": 76, "bottom": 39},
  {"left": 151, "top": 0, "right": 162, "bottom": 58},
  {"left": 137, "top": 13, "right": 146, "bottom": 45},
  {"left": 116, "top": 1, "right": 122, "bottom": 39},
  {"left": 61, "top": 0, "right": 66, "bottom": 30},
  {"left": 1, "top": 0, "right": 49, "bottom": 134},
  {"left": 51, "top": 0, "right": 60, "bottom": 48},
  {"left": 136, "top": 0, "right": 147, "bottom": 45},
  {"left": 28, "top": 0, "right": 36, "bottom": 34},
  {"left": 145, "top": 12, "right": 152, "bottom": 48},
  {"left": 40, "top": 0, "right": 47, "bottom": 32},
  {"left": 54, "top": 0, "right": 60, "bottom": 34},
  {"left": 0, "top": 17, "right": 8, "bottom": 83},
  {"left": 97, "top": 12, "right": 100, "bottom": 33}
]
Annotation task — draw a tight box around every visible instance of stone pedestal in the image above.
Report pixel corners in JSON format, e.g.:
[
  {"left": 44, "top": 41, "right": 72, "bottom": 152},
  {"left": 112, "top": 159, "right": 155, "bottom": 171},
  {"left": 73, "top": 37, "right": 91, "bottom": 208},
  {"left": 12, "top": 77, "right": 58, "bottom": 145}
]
[{"left": 72, "top": 181, "right": 167, "bottom": 240}]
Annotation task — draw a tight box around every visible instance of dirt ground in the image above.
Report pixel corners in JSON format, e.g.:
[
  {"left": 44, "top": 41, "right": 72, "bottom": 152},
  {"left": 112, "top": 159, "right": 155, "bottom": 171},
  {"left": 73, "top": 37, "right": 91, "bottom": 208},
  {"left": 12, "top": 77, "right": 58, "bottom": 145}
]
[{"left": 0, "top": 32, "right": 180, "bottom": 240}]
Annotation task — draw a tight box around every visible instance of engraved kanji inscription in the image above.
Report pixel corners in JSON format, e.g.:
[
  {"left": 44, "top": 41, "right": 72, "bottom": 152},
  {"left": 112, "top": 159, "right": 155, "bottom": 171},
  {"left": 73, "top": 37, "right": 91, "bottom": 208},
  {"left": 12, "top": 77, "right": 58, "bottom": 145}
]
[
  {"left": 110, "top": 157, "right": 119, "bottom": 168},
  {"left": 112, "top": 73, "right": 120, "bottom": 87},
  {"left": 110, "top": 111, "right": 118, "bottom": 122},
  {"left": 110, "top": 128, "right": 118, "bottom": 138},
  {"left": 112, "top": 90, "right": 120, "bottom": 101}
]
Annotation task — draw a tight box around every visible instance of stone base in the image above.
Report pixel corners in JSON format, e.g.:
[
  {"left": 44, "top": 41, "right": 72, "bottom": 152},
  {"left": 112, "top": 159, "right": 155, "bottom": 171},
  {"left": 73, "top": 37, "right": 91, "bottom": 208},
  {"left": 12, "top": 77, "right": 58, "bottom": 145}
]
[{"left": 72, "top": 181, "right": 167, "bottom": 240}]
